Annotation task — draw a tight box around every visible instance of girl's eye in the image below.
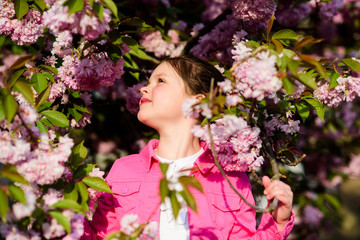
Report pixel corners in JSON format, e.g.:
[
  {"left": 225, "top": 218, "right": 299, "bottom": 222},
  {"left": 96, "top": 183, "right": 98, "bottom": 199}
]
[{"left": 158, "top": 78, "right": 165, "bottom": 83}]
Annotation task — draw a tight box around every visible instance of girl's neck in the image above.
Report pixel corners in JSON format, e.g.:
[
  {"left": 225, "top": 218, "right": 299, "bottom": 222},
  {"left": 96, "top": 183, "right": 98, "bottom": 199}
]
[{"left": 155, "top": 129, "right": 201, "bottom": 160}]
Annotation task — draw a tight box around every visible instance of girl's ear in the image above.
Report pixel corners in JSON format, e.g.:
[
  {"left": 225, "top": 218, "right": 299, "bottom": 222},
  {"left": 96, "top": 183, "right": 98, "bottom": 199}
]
[{"left": 194, "top": 94, "right": 205, "bottom": 102}]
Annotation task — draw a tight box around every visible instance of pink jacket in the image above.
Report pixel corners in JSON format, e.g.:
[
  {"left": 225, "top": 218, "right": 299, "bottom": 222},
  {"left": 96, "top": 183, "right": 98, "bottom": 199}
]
[{"left": 82, "top": 139, "right": 294, "bottom": 240}]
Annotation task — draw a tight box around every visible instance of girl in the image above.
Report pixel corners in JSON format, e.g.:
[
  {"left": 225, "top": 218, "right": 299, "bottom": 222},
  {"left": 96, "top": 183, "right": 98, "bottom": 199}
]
[{"left": 82, "top": 56, "right": 294, "bottom": 240}]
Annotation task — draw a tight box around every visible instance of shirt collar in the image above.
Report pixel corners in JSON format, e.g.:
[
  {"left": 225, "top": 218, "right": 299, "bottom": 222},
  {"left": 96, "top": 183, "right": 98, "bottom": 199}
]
[{"left": 140, "top": 139, "right": 215, "bottom": 174}]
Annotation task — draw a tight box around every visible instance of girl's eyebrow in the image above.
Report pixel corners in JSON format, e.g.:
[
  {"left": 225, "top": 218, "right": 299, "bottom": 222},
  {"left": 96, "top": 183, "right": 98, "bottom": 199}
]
[{"left": 148, "top": 73, "right": 168, "bottom": 83}]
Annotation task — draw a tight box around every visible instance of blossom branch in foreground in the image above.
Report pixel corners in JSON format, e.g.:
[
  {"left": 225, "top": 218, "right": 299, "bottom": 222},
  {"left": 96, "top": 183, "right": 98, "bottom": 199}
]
[{"left": 206, "top": 78, "right": 276, "bottom": 213}]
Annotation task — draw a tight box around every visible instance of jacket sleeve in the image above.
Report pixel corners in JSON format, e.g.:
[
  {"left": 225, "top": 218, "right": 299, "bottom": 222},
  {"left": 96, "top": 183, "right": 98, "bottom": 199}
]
[
  {"left": 229, "top": 177, "right": 295, "bottom": 240},
  {"left": 81, "top": 192, "right": 121, "bottom": 240}
]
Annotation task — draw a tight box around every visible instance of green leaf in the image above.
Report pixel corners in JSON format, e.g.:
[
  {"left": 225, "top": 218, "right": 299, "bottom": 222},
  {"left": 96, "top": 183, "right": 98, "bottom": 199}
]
[
  {"left": 0, "top": 188, "right": 9, "bottom": 222},
  {"left": 160, "top": 178, "right": 169, "bottom": 203},
  {"left": 129, "top": 48, "right": 154, "bottom": 61},
  {"left": 0, "top": 103, "right": 5, "bottom": 122},
  {"left": 122, "top": 37, "right": 139, "bottom": 53},
  {"left": 36, "top": 120, "right": 48, "bottom": 133},
  {"left": 329, "top": 72, "right": 340, "bottom": 89},
  {"left": 42, "top": 71, "right": 55, "bottom": 83},
  {"left": 100, "top": 0, "right": 118, "bottom": 18},
  {"left": 40, "top": 118, "right": 54, "bottom": 128},
  {"left": 288, "top": 60, "right": 299, "bottom": 76},
  {"left": 179, "top": 187, "right": 197, "bottom": 213},
  {"left": 13, "top": 80, "right": 35, "bottom": 107},
  {"left": 9, "top": 185, "right": 26, "bottom": 205},
  {"left": 0, "top": 165, "right": 28, "bottom": 184},
  {"left": 52, "top": 199, "right": 84, "bottom": 213},
  {"left": 103, "top": 232, "right": 126, "bottom": 240},
  {"left": 64, "top": 183, "right": 79, "bottom": 202},
  {"left": 40, "top": 65, "right": 58, "bottom": 75},
  {"left": 299, "top": 54, "right": 328, "bottom": 80},
  {"left": 178, "top": 176, "right": 203, "bottom": 193},
  {"left": 73, "top": 104, "right": 90, "bottom": 113},
  {"left": 73, "top": 164, "right": 95, "bottom": 179},
  {"left": 14, "top": 0, "right": 29, "bottom": 20},
  {"left": 297, "top": 72, "right": 318, "bottom": 90},
  {"left": 107, "top": 45, "right": 123, "bottom": 64},
  {"left": 41, "top": 110, "right": 69, "bottom": 127},
  {"left": 341, "top": 58, "right": 360, "bottom": 72},
  {"left": 282, "top": 78, "right": 295, "bottom": 95},
  {"left": 75, "top": 181, "right": 89, "bottom": 204},
  {"left": 303, "top": 97, "right": 325, "bottom": 121},
  {"left": 34, "top": 0, "right": 47, "bottom": 11},
  {"left": 159, "top": 163, "right": 169, "bottom": 176},
  {"left": 36, "top": 86, "right": 50, "bottom": 108},
  {"left": 296, "top": 103, "right": 310, "bottom": 123},
  {"left": 282, "top": 49, "right": 296, "bottom": 59},
  {"left": 156, "top": 17, "right": 166, "bottom": 26},
  {"left": 49, "top": 211, "right": 71, "bottom": 234},
  {"left": 63, "top": 0, "right": 84, "bottom": 15},
  {"left": 294, "top": 36, "right": 323, "bottom": 51},
  {"left": 8, "top": 68, "right": 26, "bottom": 88},
  {"left": 323, "top": 193, "right": 341, "bottom": 210},
  {"left": 70, "top": 141, "right": 88, "bottom": 170},
  {"left": 82, "top": 177, "right": 113, "bottom": 194},
  {"left": 10, "top": 55, "right": 35, "bottom": 71},
  {"left": 272, "top": 29, "right": 301, "bottom": 41},
  {"left": 4, "top": 94, "right": 17, "bottom": 123},
  {"left": 271, "top": 39, "right": 283, "bottom": 53},
  {"left": 92, "top": 1, "right": 104, "bottom": 21},
  {"left": 32, "top": 73, "right": 48, "bottom": 94},
  {"left": 69, "top": 108, "right": 83, "bottom": 122},
  {"left": 169, "top": 191, "right": 180, "bottom": 219}
]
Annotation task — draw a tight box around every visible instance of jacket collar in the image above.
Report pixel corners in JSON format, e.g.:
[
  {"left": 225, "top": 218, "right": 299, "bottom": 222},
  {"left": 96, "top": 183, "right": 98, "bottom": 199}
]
[{"left": 140, "top": 139, "right": 215, "bottom": 174}]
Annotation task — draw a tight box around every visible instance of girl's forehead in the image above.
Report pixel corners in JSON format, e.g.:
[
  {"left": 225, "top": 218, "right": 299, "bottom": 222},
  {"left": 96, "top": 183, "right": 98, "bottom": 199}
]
[{"left": 150, "top": 62, "right": 183, "bottom": 82}]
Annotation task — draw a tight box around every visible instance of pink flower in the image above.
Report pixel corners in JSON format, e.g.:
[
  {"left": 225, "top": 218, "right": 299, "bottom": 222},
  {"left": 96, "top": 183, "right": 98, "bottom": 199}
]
[
  {"left": 230, "top": 0, "right": 277, "bottom": 23},
  {"left": 0, "top": 0, "right": 15, "bottom": 18},
  {"left": 182, "top": 98, "right": 200, "bottom": 119},
  {"left": 302, "top": 205, "right": 324, "bottom": 228},
  {"left": 276, "top": 0, "right": 312, "bottom": 27},
  {"left": 42, "top": 218, "right": 66, "bottom": 239},
  {"left": 232, "top": 50, "right": 282, "bottom": 100},
  {"left": 121, "top": 214, "right": 140, "bottom": 234},
  {"left": 192, "top": 115, "right": 264, "bottom": 172},
  {"left": 43, "top": 189, "right": 63, "bottom": 206},
  {"left": 12, "top": 189, "right": 36, "bottom": 220},
  {"left": 126, "top": 82, "right": 147, "bottom": 115}
]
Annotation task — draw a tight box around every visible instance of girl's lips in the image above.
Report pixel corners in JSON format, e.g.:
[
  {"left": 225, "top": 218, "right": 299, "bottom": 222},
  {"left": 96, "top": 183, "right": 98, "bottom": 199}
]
[{"left": 140, "top": 97, "right": 151, "bottom": 105}]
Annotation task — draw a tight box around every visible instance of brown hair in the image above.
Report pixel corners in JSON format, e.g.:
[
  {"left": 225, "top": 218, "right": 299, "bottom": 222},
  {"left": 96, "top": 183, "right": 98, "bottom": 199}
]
[{"left": 162, "top": 56, "right": 224, "bottom": 95}]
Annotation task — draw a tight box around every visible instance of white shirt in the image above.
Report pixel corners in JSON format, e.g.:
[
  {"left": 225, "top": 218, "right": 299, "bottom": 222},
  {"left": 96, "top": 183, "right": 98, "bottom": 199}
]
[{"left": 156, "top": 149, "right": 204, "bottom": 240}]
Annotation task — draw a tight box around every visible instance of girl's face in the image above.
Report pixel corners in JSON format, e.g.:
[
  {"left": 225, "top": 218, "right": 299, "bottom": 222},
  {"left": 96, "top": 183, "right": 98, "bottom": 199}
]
[{"left": 137, "top": 62, "right": 194, "bottom": 129}]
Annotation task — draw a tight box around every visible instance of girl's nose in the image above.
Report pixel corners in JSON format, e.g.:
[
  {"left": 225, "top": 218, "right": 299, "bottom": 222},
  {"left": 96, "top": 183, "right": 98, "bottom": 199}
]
[{"left": 140, "top": 85, "right": 149, "bottom": 95}]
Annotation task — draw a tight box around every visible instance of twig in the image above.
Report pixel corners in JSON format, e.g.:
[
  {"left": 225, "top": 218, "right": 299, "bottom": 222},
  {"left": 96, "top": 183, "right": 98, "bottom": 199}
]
[
  {"left": 250, "top": 167, "right": 263, "bottom": 186},
  {"left": 207, "top": 78, "right": 276, "bottom": 213},
  {"left": 247, "top": 99, "right": 256, "bottom": 125},
  {"left": 123, "top": 66, "right": 152, "bottom": 75}
]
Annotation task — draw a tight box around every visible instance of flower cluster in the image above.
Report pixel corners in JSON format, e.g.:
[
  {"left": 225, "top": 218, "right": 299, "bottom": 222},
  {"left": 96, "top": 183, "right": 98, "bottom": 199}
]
[
  {"left": 43, "top": 0, "right": 111, "bottom": 40},
  {"left": 263, "top": 114, "right": 301, "bottom": 136},
  {"left": 232, "top": 45, "right": 282, "bottom": 100},
  {"left": 229, "top": 0, "right": 277, "bottom": 23},
  {"left": 58, "top": 53, "right": 125, "bottom": 91},
  {"left": 126, "top": 82, "right": 147, "bottom": 115},
  {"left": 192, "top": 115, "right": 264, "bottom": 172},
  {"left": 0, "top": 105, "right": 74, "bottom": 185},
  {"left": 313, "top": 76, "right": 360, "bottom": 107},
  {"left": 0, "top": 1, "right": 43, "bottom": 45},
  {"left": 192, "top": 15, "right": 243, "bottom": 64},
  {"left": 120, "top": 214, "right": 158, "bottom": 239},
  {"left": 140, "top": 30, "right": 184, "bottom": 58},
  {"left": 276, "top": 0, "right": 312, "bottom": 27},
  {"left": 319, "top": 0, "right": 344, "bottom": 21}
]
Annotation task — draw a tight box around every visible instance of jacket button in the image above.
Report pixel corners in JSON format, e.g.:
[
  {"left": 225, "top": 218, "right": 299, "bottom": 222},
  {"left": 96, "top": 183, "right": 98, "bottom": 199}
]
[{"left": 121, "top": 187, "right": 129, "bottom": 194}]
